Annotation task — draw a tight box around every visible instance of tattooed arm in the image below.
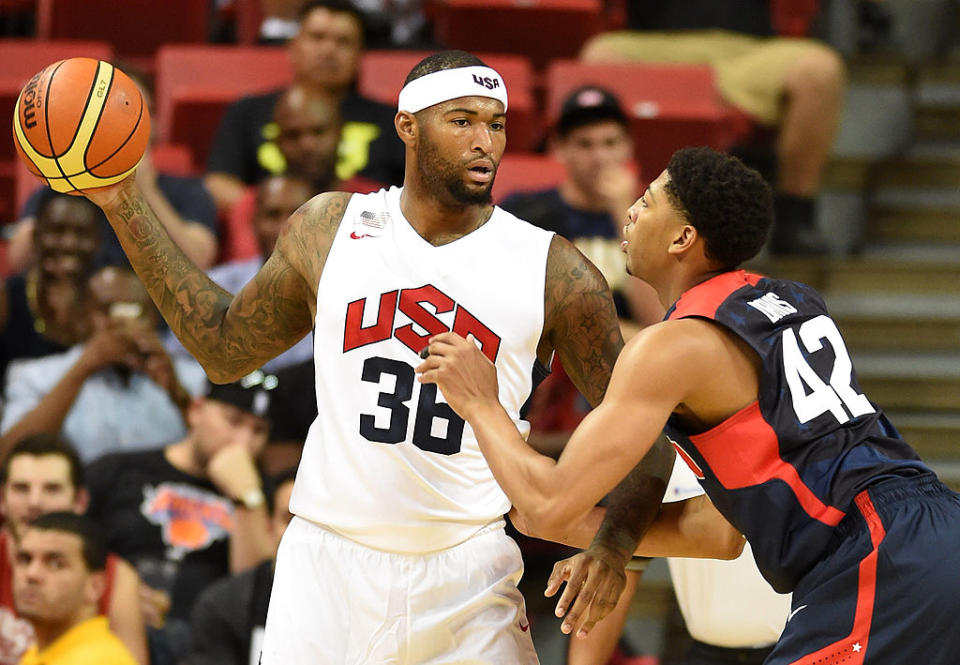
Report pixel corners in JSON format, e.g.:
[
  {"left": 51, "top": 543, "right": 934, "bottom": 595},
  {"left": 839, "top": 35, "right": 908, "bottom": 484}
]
[
  {"left": 84, "top": 179, "right": 348, "bottom": 383},
  {"left": 539, "top": 235, "right": 673, "bottom": 547}
]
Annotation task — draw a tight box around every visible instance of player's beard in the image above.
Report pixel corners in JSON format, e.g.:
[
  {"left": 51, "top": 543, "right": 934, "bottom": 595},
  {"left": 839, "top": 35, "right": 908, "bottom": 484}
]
[{"left": 417, "top": 139, "right": 494, "bottom": 207}]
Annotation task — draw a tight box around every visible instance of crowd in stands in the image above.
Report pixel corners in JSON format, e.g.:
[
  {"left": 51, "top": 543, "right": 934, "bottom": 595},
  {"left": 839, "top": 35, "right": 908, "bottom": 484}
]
[{"left": 0, "top": 0, "right": 867, "bottom": 663}]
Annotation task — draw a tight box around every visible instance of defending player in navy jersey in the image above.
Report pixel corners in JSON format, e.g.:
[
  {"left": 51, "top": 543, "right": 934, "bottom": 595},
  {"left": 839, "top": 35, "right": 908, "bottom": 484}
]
[
  {"left": 76, "top": 51, "right": 749, "bottom": 663},
  {"left": 420, "top": 146, "right": 960, "bottom": 664}
]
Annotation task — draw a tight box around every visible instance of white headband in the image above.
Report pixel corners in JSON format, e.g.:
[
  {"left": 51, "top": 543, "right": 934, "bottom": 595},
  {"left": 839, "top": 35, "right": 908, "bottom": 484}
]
[{"left": 398, "top": 66, "right": 508, "bottom": 113}]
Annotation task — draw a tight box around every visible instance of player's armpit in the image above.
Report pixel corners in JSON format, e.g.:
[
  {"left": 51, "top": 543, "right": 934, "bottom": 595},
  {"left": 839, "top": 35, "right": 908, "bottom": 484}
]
[{"left": 541, "top": 234, "right": 623, "bottom": 407}]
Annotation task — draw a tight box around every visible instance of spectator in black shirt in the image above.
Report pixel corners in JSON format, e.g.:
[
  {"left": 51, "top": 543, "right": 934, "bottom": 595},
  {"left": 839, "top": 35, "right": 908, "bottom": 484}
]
[
  {"left": 183, "top": 468, "right": 297, "bottom": 665},
  {"left": 204, "top": 0, "right": 405, "bottom": 213}
]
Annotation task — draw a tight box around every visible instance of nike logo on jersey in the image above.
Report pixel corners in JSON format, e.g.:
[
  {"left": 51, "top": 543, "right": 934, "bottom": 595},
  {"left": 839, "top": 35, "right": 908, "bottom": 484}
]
[
  {"left": 343, "top": 285, "right": 502, "bottom": 362},
  {"left": 350, "top": 210, "right": 390, "bottom": 240},
  {"left": 787, "top": 605, "right": 807, "bottom": 622}
]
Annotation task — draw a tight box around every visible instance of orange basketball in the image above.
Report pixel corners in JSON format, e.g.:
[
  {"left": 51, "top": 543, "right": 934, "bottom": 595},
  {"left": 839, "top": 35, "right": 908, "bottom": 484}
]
[{"left": 12, "top": 57, "right": 150, "bottom": 194}]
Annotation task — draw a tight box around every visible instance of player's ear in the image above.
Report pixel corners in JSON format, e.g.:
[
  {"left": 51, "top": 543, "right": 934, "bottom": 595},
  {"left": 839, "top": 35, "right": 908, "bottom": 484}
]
[
  {"left": 668, "top": 223, "right": 698, "bottom": 256},
  {"left": 395, "top": 111, "right": 418, "bottom": 148}
]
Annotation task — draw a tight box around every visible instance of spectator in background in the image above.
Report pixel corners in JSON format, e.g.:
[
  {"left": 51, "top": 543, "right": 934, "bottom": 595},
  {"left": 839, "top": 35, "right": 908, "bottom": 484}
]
[
  {"left": 183, "top": 468, "right": 297, "bottom": 665},
  {"left": 205, "top": 0, "right": 404, "bottom": 213},
  {"left": 8, "top": 73, "right": 219, "bottom": 273},
  {"left": 500, "top": 86, "right": 663, "bottom": 329},
  {"left": 84, "top": 374, "right": 278, "bottom": 665},
  {"left": 0, "top": 266, "right": 207, "bottom": 463},
  {"left": 579, "top": 0, "right": 844, "bottom": 254},
  {"left": 13, "top": 513, "right": 138, "bottom": 665},
  {"left": 0, "top": 434, "right": 147, "bottom": 665},
  {"left": 0, "top": 193, "right": 100, "bottom": 385},
  {"left": 219, "top": 85, "right": 381, "bottom": 261}
]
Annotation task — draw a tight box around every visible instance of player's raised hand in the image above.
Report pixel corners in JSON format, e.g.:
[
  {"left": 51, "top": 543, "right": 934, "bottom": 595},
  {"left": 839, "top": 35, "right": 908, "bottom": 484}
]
[
  {"left": 545, "top": 547, "right": 629, "bottom": 638},
  {"left": 415, "top": 332, "right": 499, "bottom": 420}
]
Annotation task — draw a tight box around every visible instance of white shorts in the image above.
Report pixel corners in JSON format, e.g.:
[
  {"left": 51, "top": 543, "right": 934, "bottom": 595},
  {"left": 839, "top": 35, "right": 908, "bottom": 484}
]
[{"left": 260, "top": 516, "right": 539, "bottom": 665}]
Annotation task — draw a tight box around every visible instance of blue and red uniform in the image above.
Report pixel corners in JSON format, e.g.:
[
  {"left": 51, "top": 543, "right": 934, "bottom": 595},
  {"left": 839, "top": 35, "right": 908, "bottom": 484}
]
[{"left": 663, "top": 270, "right": 960, "bottom": 664}]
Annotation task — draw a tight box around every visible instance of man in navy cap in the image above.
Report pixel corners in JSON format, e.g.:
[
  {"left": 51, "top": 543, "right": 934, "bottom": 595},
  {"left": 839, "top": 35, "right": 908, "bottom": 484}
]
[{"left": 501, "top": 85, "right": 662, "bottom": 327}]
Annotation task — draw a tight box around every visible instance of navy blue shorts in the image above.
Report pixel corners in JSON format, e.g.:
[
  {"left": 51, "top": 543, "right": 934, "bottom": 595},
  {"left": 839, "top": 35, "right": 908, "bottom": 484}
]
[{"left": 766, "top": 475, "right": 960, "bottom": 665}]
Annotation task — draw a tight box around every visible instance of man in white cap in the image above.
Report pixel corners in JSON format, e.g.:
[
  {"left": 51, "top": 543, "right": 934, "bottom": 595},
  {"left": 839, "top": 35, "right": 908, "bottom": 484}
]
[{"left": 81, "top": 50, "right": 742, "bottom": 663}]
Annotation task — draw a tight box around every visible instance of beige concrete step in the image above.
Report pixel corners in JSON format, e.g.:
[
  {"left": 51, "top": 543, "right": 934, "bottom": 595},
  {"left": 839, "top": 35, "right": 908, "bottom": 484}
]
[
  {"left": 835, "top": 315, "right": 960, "bottom": 352},
  {"left": 861, "top": 375, "right": 960, "bottom": 411},
  {"left": 870, "top": 206, "right": 960, "bottom": 243},
  {"left": 874, "top": 156, "right": 960, "bottom": 188},
  {"left": 749, "top": 257, "right": 960, "bottom": 295},
  {"left": 891, "top": 413, "right": 960, "bottom": 460},
  {"left": 916, "top": 106, "right": 960, "bottom": 142}
]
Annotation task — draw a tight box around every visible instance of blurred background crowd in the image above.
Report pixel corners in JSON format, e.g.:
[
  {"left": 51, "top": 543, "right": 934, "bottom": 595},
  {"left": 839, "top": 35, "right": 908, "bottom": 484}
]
[{"left": 0, "top": 1, "right": 959, "bottom": 664}]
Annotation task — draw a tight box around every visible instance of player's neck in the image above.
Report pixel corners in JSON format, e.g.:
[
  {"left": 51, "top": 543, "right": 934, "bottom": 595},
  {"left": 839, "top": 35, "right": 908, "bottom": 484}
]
[{"left": 399, "top": 184, "right": 493, "bottom": 247}]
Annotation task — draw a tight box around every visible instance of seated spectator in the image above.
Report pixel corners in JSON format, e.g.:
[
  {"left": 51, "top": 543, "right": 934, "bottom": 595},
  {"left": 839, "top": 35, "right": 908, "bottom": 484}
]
[
  {"left": 221, "top": 85, "right": 381, "bottom": 261},
  {"left": 500, "top": 85, "right": 663, "bottom": 328},
  {"left": 184, "top": 467, "right": 296, "bottom": 665},
  {"left": 13, "top": 512, "right": 137, "bottom": 665},
  {"left": 204, "top": 0, "right": 404, "bottom": 212},
  {"left": 167, "top": 175, "right": 317, "bottom": 371},
  {"left": 0, "top": 193, "right": 100, "bottom": 384},
  {"left": 579, "top": 0, "right": 844, "bottom": 254},
  {"left": 8, "top": 74, "right": 219, "bottom": 272},
  {"left": 0, "top": 434, "right": 147, "bottom": 665},
  {"left": 0, "top": 266, "right": 207, "bottom": 463},
  {"left": 84, "top": 373, "right": 278, "bottom": 665}
]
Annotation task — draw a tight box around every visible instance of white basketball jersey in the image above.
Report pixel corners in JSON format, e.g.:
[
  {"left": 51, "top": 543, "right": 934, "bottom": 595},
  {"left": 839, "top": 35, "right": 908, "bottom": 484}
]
[{"left": 290, "top": 187, "right": 554, "bottom": 553}]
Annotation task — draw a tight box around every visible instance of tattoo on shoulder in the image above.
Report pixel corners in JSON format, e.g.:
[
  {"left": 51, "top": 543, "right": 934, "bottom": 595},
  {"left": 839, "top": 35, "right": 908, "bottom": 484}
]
[
  {"left": 544, "top": 235, "right": 623, "bottom": 407},
  {"left": 281, "top": 191, "right": 352, "bottom": 282}
]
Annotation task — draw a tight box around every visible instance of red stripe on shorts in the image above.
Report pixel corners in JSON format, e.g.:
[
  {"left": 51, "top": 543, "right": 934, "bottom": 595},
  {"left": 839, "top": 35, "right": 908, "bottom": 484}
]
[{"left": 789, "top": 490, "right": 886, "bottom": 665}]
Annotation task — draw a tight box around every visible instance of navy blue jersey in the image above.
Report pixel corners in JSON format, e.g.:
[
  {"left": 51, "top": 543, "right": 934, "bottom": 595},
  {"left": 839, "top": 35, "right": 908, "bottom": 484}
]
[{"left": 662, "top": 270, "right": 931, "bottom": 593}]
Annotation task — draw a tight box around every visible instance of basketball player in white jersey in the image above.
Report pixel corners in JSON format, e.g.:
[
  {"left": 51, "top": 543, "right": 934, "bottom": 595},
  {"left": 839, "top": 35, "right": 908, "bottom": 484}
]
[{"left": 80, "top": 50, "right": 739, "bottom": 663}]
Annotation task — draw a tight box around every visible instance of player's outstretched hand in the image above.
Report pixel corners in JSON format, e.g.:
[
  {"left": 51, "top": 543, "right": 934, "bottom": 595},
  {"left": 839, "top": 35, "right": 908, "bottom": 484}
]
[
  {"left": 415, "top": 331, "right": 499, "bottom": 420},
  {"left": 78, "top": 171, "right": 138, "bottom": 211},
  {"left": 545, "top": 547, "right": 629, "bottom": 639}
]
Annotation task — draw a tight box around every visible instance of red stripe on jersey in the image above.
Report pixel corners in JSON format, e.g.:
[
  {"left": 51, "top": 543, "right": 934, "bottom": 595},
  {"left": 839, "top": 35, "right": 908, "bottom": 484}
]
[
  {"left": 668, "top": 270, "right": 763, "bottom": 321},
  {"left": 789, "top": 491, "right": 885, "bottom": 665},
  {"left": 671, "top": 440, "right": 705, "bottom": 479},
  {"left": 691, "top": 402, "right": 846, "bottom": 527}
]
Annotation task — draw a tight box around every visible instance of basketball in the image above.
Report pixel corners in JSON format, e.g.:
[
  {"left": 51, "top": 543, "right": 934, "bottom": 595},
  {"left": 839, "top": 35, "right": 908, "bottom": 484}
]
[{"left": 12, "top": 57, "right": 150, "bottom": 194}]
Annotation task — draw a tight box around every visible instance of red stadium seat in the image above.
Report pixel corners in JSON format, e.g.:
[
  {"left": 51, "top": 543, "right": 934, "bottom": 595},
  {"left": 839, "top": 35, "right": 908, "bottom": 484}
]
[
  {"left": 35, "top": 0, "right": 209, "bottom": 70},
  {"left": 491, "top": 153, "right": 567, "bottom": 203},
  {"left": 545, "top": 60, "right": 751, "bottom": 178},
  {"left": 154, "top": 44, "right": 292, "bottom": 169},
  {"left": 359, "top": 50, "right": 540, "bottom": 152},
  {"left": 428, "top": 0, "right": 603, "bottom": 69},
  {"left": 0, "top": 39, "right": 114, "bottom": 223},
  {"left": 770, "top": 0, "right": 821, "bottom": 37}
]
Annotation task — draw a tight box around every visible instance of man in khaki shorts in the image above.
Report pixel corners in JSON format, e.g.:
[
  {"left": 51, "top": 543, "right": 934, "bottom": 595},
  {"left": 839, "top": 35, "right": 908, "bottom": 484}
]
[{"left": 581, "top": 1, "right": 845, "bottom": 255}]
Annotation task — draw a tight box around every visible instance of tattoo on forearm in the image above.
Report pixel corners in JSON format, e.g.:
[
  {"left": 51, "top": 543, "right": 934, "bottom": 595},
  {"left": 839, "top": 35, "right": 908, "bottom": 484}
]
[
  {"left": 544, "top": 237, "right": 623, "bottom": 407},
  {"left": 102, "top": 188, "right": 348, "bottom": 380}
]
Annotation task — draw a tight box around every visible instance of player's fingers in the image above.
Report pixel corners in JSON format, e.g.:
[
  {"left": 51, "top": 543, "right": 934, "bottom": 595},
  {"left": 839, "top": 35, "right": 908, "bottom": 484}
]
[
  {"left": 559, "top": 580, "right": 596, "bottom": 635},
  {"left": 554, "top": 568, "right": 587, "bottom": 619},
  {"left": 545, "top": 560, "right": 572, "bottom": 597},
  {"left": 574, "top": 584, "right": 619, "bottom": 638}
]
